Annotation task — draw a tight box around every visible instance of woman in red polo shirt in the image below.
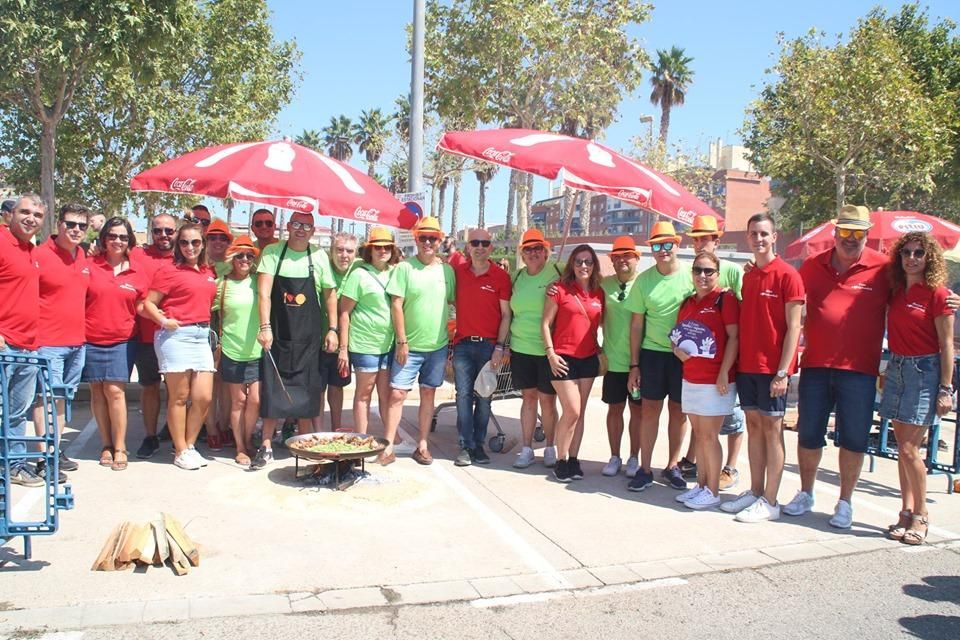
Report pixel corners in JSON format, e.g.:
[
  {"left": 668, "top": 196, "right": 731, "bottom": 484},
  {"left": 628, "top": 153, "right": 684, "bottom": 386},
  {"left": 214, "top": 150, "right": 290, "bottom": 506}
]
[
  {"left": 82, "top": 217, "right": 147, "bottom": 471},
  {"left": 671, "top": 251, "right": 739, "bottom": 510},
  {"left": 541, "top": 244, "right": 604, "bottom": 483},
  {"left": 141, "top": 223, "right": 218, "bottom": 471},
  {"left": 880, "top": 232, "right": 954, "bottom": 545}
]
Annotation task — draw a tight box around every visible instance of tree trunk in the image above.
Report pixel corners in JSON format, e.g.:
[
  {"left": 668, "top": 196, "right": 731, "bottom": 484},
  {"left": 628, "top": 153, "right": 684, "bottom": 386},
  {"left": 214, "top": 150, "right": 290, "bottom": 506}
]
[
  {"left": 451, "top": 173, "right": 462, "bottom": 236},
  {"left": 659, "top": 102, "right": 671, "bottom": 145},
  {"left": 835, "top": 169, "right": 846, "bottom": 213},
  {"left": 526, "top": 174, "right": 535, "bottom": 233},
  {"left": 368, "top": 162, "right": 376, "bottom": 178},
  {"left": 478, "top": 177, "right": 487, "bottom": 228},
  {"left": 438, "top": 181, "right": 447, "bottom": 224},
  {"left": 516, "top": 174, "right": 528, "bottom": 235},
  {"left": 40, "top": 119, "right": 58, "bottom": 238},
  {"left": 225, "top": 198, "right": 234, "bottom": 226},
  {"left": 505, "top": 170, "right": 516, "bottom": 238},
  {"left": 561, "top": 185, "right": 573, "bottom": 235},
  {"left": 580, "top": 191, "right": 592, "bottom": 236}
]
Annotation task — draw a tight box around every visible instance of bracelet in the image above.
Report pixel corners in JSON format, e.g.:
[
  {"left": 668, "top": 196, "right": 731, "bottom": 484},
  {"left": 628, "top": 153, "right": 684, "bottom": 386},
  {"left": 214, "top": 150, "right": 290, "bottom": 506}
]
[
  {"left": 545, "top": 346, "right": 554, "bottom": 352},
  {"left": 938, "top": 385, "right": 953, "bottom": 395},
  {"left": 630, "top": 363, "right": 639, "bottom": 369},
  {"left": 397, "top": 340, "right": 408, "bottom": 345},
  {"left": 258, "top": 327, "right": 272, "bottom": 333},
  {"left": 328, "top": 327, "right": 338, "bottom": 333}
]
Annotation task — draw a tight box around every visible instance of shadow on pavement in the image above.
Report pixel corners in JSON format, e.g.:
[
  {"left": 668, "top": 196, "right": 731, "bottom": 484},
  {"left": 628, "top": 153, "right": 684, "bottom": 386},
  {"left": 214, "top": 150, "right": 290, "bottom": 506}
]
[{"left": 900, "top": 575, "right": 960, "bottom": 639}]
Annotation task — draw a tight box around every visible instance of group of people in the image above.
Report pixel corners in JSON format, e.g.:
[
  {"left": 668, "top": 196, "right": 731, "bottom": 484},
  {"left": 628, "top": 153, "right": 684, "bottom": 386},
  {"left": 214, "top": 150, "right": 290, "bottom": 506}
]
[{"left": 0, "top": 195, "right": 952, "bottom": 545}]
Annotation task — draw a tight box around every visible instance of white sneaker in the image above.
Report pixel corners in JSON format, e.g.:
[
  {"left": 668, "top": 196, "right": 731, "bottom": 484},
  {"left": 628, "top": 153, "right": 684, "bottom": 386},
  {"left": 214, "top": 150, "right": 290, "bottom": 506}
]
[
  {"left": 624, "top": 456, "right": 640, "bottom": 478},
  {"left": 735, "top": 497, "right": 781, "bottom": 523},
  {"left": 676, "top": 485, "right": 705, "bottom": 503},
  {"left": 684, "top": 487, "right": 721, "bottom": 510},
  {"left": 188, "top": 446, "right": 208, "bottom": 467},
  {"left": 543, "top": 446, "right": 557, "bottom": 468},
  {"left": 782, "top": 490, "right": 816, "bottom": 516},
  {"left": 828, "top": 499, "right": 853, "bottom": 529},
  {"left": 513, "top": 447, "right": 535, "bottom": 469},
  {"left": 721, "top": 490, "right": 758, "bottom": 513},
  {"left": 601, "top": 456, "right": 622, "bottom": 477},
  {"left": 174, "top": 450, "right": 201, "bottom": 470}
]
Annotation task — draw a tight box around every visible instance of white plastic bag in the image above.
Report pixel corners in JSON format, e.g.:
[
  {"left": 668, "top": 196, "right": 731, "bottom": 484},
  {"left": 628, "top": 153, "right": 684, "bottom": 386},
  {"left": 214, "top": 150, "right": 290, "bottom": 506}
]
[{"left": 475, "top": 361, "right": 497, "bottom": 398}]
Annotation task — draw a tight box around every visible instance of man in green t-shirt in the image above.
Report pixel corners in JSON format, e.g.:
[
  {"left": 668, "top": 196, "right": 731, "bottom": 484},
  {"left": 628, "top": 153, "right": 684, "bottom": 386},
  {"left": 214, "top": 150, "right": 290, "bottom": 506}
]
[
  {"left": 680, "top": 214, "right": 745, "bottom": 490},
  {"left": 600, "top": 237, "right": 643, "bottom": 479},
  {"left": 383, "top": 216, "right": 455, "bottom": 466},
  {"left": 625, "top": 221, "right": 694, "bottom": 492}
]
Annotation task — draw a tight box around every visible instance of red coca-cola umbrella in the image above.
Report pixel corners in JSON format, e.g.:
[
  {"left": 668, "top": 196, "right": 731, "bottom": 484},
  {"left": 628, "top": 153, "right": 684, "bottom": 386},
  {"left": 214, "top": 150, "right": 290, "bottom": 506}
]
[
  {"left": 785, "top": 210, "right": 960, "bottom": 260},
  {"left": 437, "top": 128, "right": 721, "bottom": 231},
  {"left": 130, "top": 140, "right": 418, "bottom": 229}
]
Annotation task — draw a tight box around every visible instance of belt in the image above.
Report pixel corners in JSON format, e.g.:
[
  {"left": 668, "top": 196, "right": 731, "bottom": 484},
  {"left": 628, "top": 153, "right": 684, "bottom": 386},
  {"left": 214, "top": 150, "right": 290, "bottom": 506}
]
[{"left": 183, "top": 322, "right": 210, "bottom": 328}]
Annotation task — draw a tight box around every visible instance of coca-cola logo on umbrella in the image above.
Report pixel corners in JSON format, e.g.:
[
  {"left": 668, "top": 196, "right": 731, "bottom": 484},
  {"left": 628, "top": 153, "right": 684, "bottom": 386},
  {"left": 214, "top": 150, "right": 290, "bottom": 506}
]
[
  {"left": 481, "top": 147, "right": 515, "bottom": 163},
  {"left": 891, "top": 218, "right": 933, "bottom": 233},
  {"left": 354, "top": 206, "right": 380, "bottom": 222},
  {"left": 170, "top": 178, "right": 196, "bottom": 192}
]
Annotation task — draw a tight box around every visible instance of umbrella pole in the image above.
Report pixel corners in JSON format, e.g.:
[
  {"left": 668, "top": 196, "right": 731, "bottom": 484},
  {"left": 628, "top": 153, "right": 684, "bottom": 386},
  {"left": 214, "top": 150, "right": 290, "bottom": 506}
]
[{"left": 556, "top": 189, "right": 579, "bottom": 262}]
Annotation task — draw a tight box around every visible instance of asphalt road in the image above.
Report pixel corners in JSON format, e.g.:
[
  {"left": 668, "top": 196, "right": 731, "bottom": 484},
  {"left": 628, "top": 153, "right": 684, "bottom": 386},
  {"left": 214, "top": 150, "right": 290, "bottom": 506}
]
[{"left": 42, "top": 544, "right": 960, "bottom": 640}]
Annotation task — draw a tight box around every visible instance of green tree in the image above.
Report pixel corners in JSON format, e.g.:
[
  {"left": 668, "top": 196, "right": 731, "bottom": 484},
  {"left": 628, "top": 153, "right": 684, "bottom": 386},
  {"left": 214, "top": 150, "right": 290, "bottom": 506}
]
[
  {"left": 352, "top": 108, "right": 393, "bottom": 178},
  {"left": 388, "top": 158, "right": 408, "bottom": 194},
  {"left": 472, "top": 161, "right": 498, "bottom": 228},
  {"left": 322, "top": 115, "right": 354, "bottom": 162},
  {"left": 296, "top": 129, "right": 323, "bottom": 151},
  {"left": 0, "top": 0, "right": 185, "bottom": 233},
  {"left": 649, "top": 47, "right": 694, "bottom": 145},
  {"left": 743, "top": 20, "right": 952, "bottom": 229}
]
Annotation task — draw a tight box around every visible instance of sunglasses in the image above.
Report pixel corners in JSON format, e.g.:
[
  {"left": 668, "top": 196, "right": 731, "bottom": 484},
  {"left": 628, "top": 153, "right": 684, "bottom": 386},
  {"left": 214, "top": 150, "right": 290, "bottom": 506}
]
[
  {"left": 290, "top": 221, "right": 313, "bottom": 231},
  {"left": 62, "top": 220, "right": 88, "bottom": 231},
  {"left": 692, "top": 266, "right": 718, "bottom": 277},
  {"left": 372, "top": 244, "right": 393, "bottom": 251},
  {"left": 106, "top": 233, "right": 129, "bottom": 242},
  {"left": 207, "top": 233, "right": 230, "bottom": 242},
  {"left": 900, "top": 248, "right": 926, "bottom": 259},
  {"left": 418, "top": 235, "right": 441, "bottom": 244},
  {"left": 233, "top": 252, "right": 257, "bottom": 261},
  {"left": 469, "top": 239, "right": 492, "bottom": 248},
  {"left": 617, "top": 282, "right": 627, "bottom": 302},
  {"left": 252, "top": 220, "right": 275, "bottom": 228},
  {"left": 837, "top": 228, "right": 866, "bottom": 240},
  {"left": 179, "top": 238, "right": 203, "bottom": 248},
  {"left": 650, "top": 242, "right": 674, "bottom": 253},
  {"left": 574, "top": 258, "right": 594, "bottom": 267},
  {"left": 183, "top": 216, "right": 211, "bottom": 226},
  {"left": 521, "top": 245, "right": 545, "bottom": 254},
  {"left": 152, "top": 227, "right": 176, "bottom": 236}
]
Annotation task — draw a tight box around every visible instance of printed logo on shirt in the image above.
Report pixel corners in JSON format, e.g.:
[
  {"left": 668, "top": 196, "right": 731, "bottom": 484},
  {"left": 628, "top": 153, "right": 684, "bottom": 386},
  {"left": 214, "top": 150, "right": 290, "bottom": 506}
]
[
  {"left": 590, "top": 300, "right": 602, "bottom": 309},
  {"left": 207, "top": 276, "right": 216, "bottom": 283},
  {"left": 119, "top": 283, "right": 137, "bottom": 293},
  {"left": 760, "top": 289, "right": 779, "bottom": 299},
  {"left": 81, "top": 267, "right": 90, "bottom": 274},
  {"left": 906, "top": 301, "right": 926, "bottom": 313},
  {"left": 480, "top": 284, "right": 496, "bottom": 294},
  {"left": 850, "top": 283, "right": 873, "bottom": 291}
]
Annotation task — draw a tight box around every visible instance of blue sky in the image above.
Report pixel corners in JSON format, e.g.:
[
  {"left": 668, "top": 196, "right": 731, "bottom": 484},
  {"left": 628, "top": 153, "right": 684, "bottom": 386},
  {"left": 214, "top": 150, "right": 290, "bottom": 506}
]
[{"left": 243, "top": 1, "right": 957, "bottom": 231}]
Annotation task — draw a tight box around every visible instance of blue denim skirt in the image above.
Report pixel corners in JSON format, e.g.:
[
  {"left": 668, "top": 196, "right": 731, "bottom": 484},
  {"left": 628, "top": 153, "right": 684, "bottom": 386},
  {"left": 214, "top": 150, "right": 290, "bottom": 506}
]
[
  {"left": 154, "top": 325, "right": 216, "bottom": 374},
  {"left": 81, "top": 341, "right": 136, "bottom": 383},
  {"left": 879, "top": 353, "right": 941, "bottom": 426}
]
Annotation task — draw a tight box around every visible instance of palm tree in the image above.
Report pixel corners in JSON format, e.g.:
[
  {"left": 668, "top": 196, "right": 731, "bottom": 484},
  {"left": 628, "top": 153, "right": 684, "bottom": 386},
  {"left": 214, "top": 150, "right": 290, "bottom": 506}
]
[
  {"left": 352, "top": 108, "right": 393, "bottom": 177},
  {"left": 388, "top": 159, "right": 408, "bottom": 194},
  {"left": 649, "top": 46, "right": 694, "bottom": 145},
  {"left": 322, "top": 115, "right": 354, "bottom": 162},
  {"left": 393, "top": 95, "right": 411, "bottom": 144},
  {"left": 295, "top": 129, "right": 322, "bottom": 151},
  {"left": 473, "top": 161, "right": 498, "bottom": 228}
]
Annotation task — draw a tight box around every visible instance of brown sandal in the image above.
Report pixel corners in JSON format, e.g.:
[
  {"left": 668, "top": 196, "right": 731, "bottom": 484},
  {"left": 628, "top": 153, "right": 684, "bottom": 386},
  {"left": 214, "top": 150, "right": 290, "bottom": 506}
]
[
  {"left": 111, "top": 450, "right": 128, "bottom": 471},
  {"left": 99, "top": 446, "right": 114, "bottom": 467},
  {"left": 235, "top": 452, "right": 251, "bottom": 466},
  {"left": 901, "top": 514, "right": 929, "bottom": 546},
  {"left": 887, "top": 509, "right": 912, "bottom": 541}
]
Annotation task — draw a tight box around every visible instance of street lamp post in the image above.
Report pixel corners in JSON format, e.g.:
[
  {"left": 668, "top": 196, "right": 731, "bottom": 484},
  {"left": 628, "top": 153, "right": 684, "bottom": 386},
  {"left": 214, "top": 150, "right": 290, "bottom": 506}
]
[
  {"left": 639, "top": 114, "right": 654, "bottom": 145},
  {"left": 409, "top": 0, "right": 425, "bottom": 192}
]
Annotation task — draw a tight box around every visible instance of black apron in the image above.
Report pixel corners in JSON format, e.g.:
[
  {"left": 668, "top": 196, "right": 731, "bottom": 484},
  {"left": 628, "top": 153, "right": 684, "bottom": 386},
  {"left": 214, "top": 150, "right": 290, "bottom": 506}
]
[{"left": 260, "top": 243, "right": 323, "bottom": 419}]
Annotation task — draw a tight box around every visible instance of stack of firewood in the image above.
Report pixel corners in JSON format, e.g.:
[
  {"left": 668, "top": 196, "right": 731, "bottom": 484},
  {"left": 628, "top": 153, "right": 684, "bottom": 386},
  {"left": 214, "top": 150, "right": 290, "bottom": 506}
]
[{"left": 91, "top": 512, "right": 199, "bottom": 575}]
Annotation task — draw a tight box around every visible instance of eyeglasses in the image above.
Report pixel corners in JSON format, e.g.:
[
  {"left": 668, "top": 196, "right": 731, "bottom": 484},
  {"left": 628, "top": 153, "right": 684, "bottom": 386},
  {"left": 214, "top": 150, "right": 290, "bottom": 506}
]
[
  {"left": 207, "top": 233, "right": 230, "bottom": 242},
  {"left": 372, "top": 244, "right": 393, "bottom": 251},
  {"left": 290, "top": 221, "right": 313, "bottom": 231},
  {"left": 521, "top": 245, "right": 545, "bottom": 254},
  {"left": 692, "top": 266, "right": 718, "bottom": 277},
  {"left": 152, "top": 227, "right": 176, "bottom": 236},
  {"left": 617, "top": 282, "right": 627, "bottom": 302},
  {"left": 63, "top": 220, "right": 88, "bottom": 231},
  {"left": 106, "top": 233, "right": 129, "bottom": 242},
  {"left": 417, "top": 235, "right": 441, "bottom": 244},
  {"left": 179, "top": 239, "right": 203, "bottom": 248},
  {"left": 900, "top": 248, "right": 926, "bottom": 259},
  {"left": 574, "top": 258, "right": 594, "bottom": 267},
  {"left": 233, "top": 252, "right": 257, "bottom": 261},
  {"left": 837, "top": 228, "right": 866, "bottom": 240},
  {"left": 252, "top": 220, "right": 275, "bottom": 228},
  {"left": 469, "top": 239, "right": 492, "bottom": 248},
  {"left": 650, "top": 242, "right": 674, "bottom": 253},
  {"left": 183, "top": 216, "right": 211, "bottom": 226}
]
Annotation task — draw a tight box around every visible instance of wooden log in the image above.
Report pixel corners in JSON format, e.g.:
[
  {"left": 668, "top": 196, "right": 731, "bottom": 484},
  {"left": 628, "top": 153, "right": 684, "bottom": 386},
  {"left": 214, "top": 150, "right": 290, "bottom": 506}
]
[
  {"left": 111, "top": 522, "right": 134, "bottom": 571},
  {"left": 91, "top": 523, "right": 123, "bottom": 571},
  {"left": 166, "top": 532, "right": 190, "bottom": 576},
  {"left": 117, "top": 523, "right": 144, "bottom": 564},
  {"left": 162, "top": 512, "right": 200, "bottom": 567},
  {"left": 138, "top": 523, "right": 157, "bottom": 565},
  {"left": 152, "top": 520, "right": 169, "bottom": 566}
]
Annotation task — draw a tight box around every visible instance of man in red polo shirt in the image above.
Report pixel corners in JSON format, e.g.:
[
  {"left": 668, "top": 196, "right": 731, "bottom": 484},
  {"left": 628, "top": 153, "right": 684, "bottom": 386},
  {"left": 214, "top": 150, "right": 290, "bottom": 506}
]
[
  {"left": 31, "top": 203, "right": 92, "bottom": 480},
  {"left": 451, "top": 228, "right": 511, "bottom": 466},
  {"left": 0, "top": 194, "right": 46, "bottom": 487},
  {"left": 130, "top": 212, "right": 177, "bottom": 458},
  {"left": 786, "top": 205, "right": 892, "bottom": 528}
]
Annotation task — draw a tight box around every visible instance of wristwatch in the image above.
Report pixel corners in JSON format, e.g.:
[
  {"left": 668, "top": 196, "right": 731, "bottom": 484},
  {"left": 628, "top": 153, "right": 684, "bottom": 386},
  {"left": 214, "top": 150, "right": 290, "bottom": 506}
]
[{"left": 775, "top": 369, "right": 788, "bottom": 379}]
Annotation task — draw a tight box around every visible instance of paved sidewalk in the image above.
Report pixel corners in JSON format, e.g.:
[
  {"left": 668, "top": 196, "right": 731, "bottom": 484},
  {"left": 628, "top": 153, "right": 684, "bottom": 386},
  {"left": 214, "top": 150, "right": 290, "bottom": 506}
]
[{"left": 2, "top": 385, "right": 958, "bottom": 634}]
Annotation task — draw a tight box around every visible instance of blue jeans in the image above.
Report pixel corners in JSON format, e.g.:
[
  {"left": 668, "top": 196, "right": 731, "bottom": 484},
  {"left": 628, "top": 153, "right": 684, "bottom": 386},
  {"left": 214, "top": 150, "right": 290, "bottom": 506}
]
[
  {"left": 453, "top": 340, "right": 495, "bottom": 450},
  {"left": 1, "top": 347, "right": 41, "bottom": 472},
  {"left": 797, "top": 367, "right": 877, "bottom": 453}
]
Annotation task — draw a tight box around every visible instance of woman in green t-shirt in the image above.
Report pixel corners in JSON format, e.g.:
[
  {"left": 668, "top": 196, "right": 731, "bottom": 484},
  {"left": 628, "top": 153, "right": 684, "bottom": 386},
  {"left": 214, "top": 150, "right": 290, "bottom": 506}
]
[
  {"left": 217, "top": 236, "right": 263, "bottom": 466},
  {"left": 338, "top": 227, "right": 400, "bottom": 462}
]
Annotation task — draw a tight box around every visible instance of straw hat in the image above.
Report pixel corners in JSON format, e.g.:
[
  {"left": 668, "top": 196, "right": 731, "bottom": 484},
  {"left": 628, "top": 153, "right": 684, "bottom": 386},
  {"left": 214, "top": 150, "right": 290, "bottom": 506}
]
[
  {"left": 519, "top": 228, "right": 551, "bottom": 249},
  {"left": 367, "top": 226, "right": 395, "bottom": 246},
  {"left": 414, "top": 216, "right": 442, "bottom": 236},
  {"left": 646, "top": 221, "right": 681, "bottom": 245},
  {"left": 686, "top": 214, "right": 723, "bottom": 238},
  {"left": 832, "top": 205, "right": 873, "bottom": 230},
  {"left": 609, "top": 236, "right": 639, "bottom": 256}
]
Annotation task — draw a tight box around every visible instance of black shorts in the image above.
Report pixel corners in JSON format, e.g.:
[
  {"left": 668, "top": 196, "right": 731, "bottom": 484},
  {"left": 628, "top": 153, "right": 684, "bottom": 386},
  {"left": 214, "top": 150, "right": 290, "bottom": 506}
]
[
  {"left": 220, "top": 353, "right": 261, "bottom": 385},
  {"left": 602, "top": 371, "right": 642, "bottom": 406},
  {"left": 320, "top": 351, "right": 351, "bottom": 388},
  {"left": 639, "top": 348, "right": 683, "bottom": 403},
  {"left": 550, "top": 353, "right": 599, "bottom": 382},
  {"left": 135, "top": 341, "right": 161, "bottom": 386},
  {"left": 736, "top": 372, "right": 787, "bottom": 417},
  {"left": 511, "top": 351, "right": 556, "bottom": 395}
]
